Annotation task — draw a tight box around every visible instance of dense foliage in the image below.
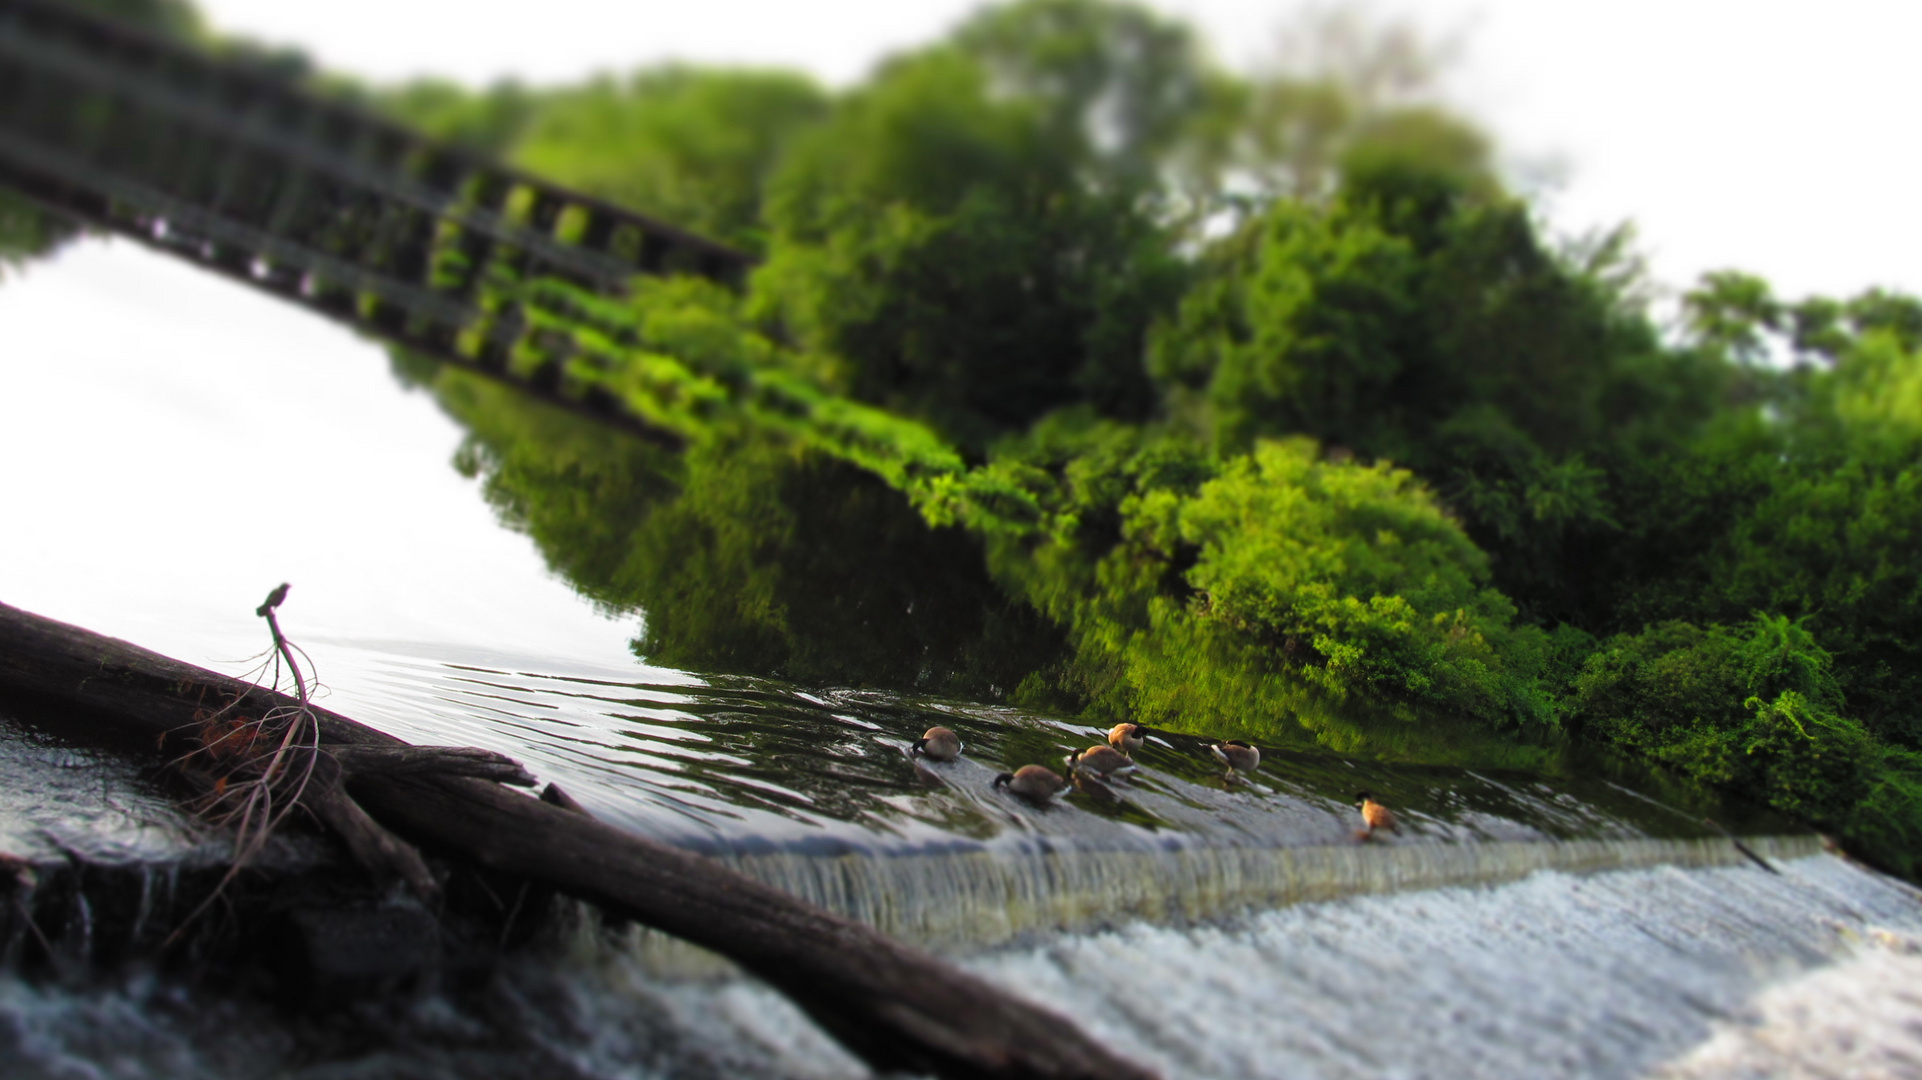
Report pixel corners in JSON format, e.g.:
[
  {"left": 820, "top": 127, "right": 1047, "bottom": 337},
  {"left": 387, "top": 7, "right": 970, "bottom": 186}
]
[
  {"left": 378, "top": 0, "right": 1922, "bottom": 874},
  {"left": 18, "top": 0, "right": 1921, "bottom": 874},
  {"left": 1566, "top": 615, "right": 1922, "bottom": 868}
]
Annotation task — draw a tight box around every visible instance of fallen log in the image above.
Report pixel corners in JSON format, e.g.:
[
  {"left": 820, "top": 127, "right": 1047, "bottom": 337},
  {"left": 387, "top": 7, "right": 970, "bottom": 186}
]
[{"left": 0, "top": 600, "right": 1158, "bottom": 1080}]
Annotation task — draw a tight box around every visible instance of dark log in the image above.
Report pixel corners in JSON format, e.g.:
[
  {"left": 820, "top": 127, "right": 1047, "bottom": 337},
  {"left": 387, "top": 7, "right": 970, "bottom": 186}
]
[
  {"left": 331, "top": 743, "right": 538, "bottom": 786},
  {"left": 538, "top": 781, "right": 590, "bottom": 815},
  {"left": 305, "top": 755, "right": 443, "bottom": 904},
  {"left": 0, "top": 601, "right": 1158, "bottom": 1080}
]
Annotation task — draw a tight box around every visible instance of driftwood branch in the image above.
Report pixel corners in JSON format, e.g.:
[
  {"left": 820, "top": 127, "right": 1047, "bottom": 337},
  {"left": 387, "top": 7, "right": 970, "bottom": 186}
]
[
  {"left": 538, "top": 781, "right": 590, "bottom": 815},
  {"left": 0, "top": 601, "right": 1157, "bottom": 1080},
  {"left": 331, "top": 743, "right": 538, "bottom": 786},
  {"left": 303, "top": 751, "right": 441, "bottom": 903}
]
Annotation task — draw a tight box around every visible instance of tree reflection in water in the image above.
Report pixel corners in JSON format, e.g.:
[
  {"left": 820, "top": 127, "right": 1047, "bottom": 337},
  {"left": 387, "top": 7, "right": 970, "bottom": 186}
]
[{"left": 430, "top": 369, "right": 1062, "bottom": 699}]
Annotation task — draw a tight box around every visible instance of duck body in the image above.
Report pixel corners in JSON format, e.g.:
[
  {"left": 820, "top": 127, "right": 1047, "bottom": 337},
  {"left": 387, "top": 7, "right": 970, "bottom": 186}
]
[
  {"left": 1066, "top": 744, "right": 1137, "bottom": 779},
  {"left": 1107, "top": 723, "right": 1145, "bottom": 756},
  {"left": 993, "top": 764, "right": 1069, "bottom": 802},
  {"left": 1208, "top": 740, "right": 1260, "bottom": 775},
  {"left": 914, "top": 726, "right": 963, "bottom": 762},
  {"left": 1355, "top": 791, "right": 1400, "bottom": 836}
]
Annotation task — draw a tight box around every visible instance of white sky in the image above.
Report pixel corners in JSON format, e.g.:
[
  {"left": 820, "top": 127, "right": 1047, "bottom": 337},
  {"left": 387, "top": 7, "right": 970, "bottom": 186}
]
[
  {"left": 0, "top": 241, "right": 639, "bottom": 670},
  {"left": 188, "top": 0, "right": 1922, "bottom": 303}
]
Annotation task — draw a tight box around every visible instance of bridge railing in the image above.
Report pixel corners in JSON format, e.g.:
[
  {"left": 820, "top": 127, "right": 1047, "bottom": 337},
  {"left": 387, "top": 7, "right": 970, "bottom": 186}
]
[{"left": 0, "top": 0, "right": 757, "bottom": 443}]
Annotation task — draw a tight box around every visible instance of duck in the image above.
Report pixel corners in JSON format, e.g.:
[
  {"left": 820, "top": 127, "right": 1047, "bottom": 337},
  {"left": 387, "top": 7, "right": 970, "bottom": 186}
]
[
  {"left": 1107, "top": 722, "right": 1146, "bottom": 757},
  {"left": 1355, "top": 791, "right": 1400, "bottom": 837},
  {"left": 1066, "top": 744, "right": 1137, "bottom": 780},
  {"left": 993, "top": 765, "right": 1069, "bottom": 803},
  {"left": 913, "top": 726, "right": 963, "bottom": 762},
  {"left": 1208, "top": 740, "right": 1260, "bottom": 777}
]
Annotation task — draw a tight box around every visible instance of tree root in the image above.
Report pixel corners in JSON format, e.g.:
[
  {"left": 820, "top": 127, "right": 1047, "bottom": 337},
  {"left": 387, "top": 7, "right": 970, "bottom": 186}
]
[{"left": 303, "top": 746, "right": 539, "bottom": 903}]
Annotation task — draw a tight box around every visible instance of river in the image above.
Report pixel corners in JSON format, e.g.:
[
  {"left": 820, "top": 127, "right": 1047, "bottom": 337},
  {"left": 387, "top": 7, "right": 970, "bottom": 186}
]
[{"left": 2, "top": 240, "right": 1918, "bottom": 1078}]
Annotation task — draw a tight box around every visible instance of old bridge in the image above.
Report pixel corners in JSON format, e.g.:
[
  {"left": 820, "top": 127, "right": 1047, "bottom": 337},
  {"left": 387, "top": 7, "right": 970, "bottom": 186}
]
[{"left": 0, "top": 0, "right": 756, "bottom": 444}]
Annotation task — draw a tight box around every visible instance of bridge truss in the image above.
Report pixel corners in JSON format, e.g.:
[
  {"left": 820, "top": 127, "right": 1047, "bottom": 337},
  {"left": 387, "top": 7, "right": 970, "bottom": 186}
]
[{"left": 0, "top": 0, "right": 759, "bottom": 445}]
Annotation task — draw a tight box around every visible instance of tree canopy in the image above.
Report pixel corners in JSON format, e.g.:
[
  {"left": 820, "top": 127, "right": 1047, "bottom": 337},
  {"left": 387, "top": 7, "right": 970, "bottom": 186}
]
[{"left": 383, "top": 0, "right": 1922, "bottom": 878}]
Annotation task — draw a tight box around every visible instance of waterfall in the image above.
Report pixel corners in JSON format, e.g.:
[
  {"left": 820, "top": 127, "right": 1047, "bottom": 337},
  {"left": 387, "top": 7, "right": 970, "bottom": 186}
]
[
  {"left": 616, "top": 834, "right": 1825, "bottom": 977},
  {"left": 2, "top": 654, "right": 1907, "bottom": 1080}
]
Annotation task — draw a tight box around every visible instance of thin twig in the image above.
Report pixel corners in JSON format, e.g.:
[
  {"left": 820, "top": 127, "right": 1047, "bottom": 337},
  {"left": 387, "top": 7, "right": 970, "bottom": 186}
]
[{"left": 165, "top": 584, "right": 323, "bottom": 945}]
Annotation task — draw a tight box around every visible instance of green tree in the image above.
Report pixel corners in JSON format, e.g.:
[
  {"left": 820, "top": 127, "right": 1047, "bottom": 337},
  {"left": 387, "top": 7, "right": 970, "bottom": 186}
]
[
  {"left": 1566, "top": 615, "right": 1922, "bottom": 877},
  {"left": 375, "top": 79, "right": 540, "bottom": 156},
  {"left": 950, "top": 0, "right": 1222, "bottom": 188},
  {"left": 1176, "top": 437, "right": 1551, "bottom": 721},
  {"left": 511, "top": 69, "right": 829, "bottom": 253},
  {"left": 1710, "top": 363, "right": 1922, "bottom": 744},
  {"left": 1150, "top": 152, "right": 1728, "bottom": 625},
  {"left": 752, "top": 43, "right": 1185, "bottom": 448}
]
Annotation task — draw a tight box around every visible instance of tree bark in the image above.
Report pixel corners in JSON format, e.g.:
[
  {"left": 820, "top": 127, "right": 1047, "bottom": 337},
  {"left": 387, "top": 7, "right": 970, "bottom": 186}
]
[{"left": 0, "top": 601, "right": 1158, "bottom": 1080}]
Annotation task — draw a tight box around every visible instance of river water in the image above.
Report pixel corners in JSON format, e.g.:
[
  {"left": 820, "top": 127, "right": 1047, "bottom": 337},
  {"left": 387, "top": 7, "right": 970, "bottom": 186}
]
[{"left": 3, "top": 241, "right": 1920, "bottom": 1078}]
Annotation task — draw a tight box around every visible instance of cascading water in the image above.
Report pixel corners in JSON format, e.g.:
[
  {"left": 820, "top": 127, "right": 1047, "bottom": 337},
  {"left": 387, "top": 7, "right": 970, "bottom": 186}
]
[
  {"left": 122, "top": 635, "right": 1828, "bottom": 955},
  {"left": 4, "top": 636, "right": 1913, "bottom": 1080}
]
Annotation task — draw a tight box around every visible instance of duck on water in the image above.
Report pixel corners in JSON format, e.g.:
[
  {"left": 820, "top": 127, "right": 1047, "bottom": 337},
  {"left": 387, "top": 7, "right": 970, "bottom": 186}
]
[
  {"left": 1066, "top": 744, "right": 1138, "bottom": 781},
  {"left": 912, "top": 726, "right": 963, "bottom": 762},
  {"left": 993, "top": 764, "right": 1069, "bottom": 803},
  {"left": 1107, "top": 722, "right": 1146, "bottom": 757},
  {"left": 1208, "top": 740, "right": 1260, "bottom": 778},
  {"left": 1355, "top": 790, "right": 1400, "bottom": 839}
]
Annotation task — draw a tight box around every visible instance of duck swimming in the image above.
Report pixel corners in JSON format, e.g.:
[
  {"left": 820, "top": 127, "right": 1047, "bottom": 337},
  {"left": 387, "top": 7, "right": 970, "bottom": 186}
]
[
  {"left": 993, "top": 764, "right": 1069, "bottom": 802},
  {"left": 1208, "top": 740, "right": 1260, "bottom": 777},
  {"left": 1355, "top": 791, "right": 1400, "bottom": 837},
  {"left": 1066, "top": 744, "right": 1138, "bottom": 780},
  {"left": 913, "top": 726, "right": 963, "bottom": 762}
]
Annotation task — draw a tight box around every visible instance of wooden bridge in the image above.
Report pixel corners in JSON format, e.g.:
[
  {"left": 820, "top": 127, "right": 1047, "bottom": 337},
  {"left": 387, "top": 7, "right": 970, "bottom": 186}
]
[{"left": 0, "top": 0, "right": 756, "bottom": 444}]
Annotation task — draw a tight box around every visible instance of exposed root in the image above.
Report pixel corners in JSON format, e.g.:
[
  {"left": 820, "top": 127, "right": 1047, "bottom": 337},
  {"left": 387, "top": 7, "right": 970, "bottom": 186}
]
[
  {"left": 164, "top": 585, "right": 323, "bottom": 941},
  {"left": 162, "top": 585, "right": 539, "bottom": 939}
]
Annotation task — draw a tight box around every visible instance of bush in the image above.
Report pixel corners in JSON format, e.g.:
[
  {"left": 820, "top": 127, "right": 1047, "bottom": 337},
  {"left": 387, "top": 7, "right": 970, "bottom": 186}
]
[
  {"left": 1178, "top": 438, "right": 1548, "bottom": 722},
  {"left": 980, "top": 430, "right": 1553, "bottom": 732},
  {"left": 1565, "top": 614, "right": 1922, "bottom": 876}
]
